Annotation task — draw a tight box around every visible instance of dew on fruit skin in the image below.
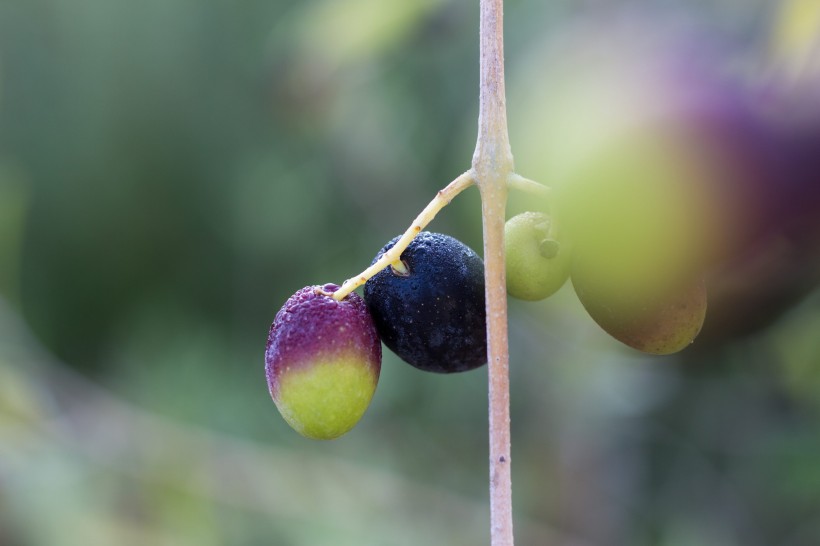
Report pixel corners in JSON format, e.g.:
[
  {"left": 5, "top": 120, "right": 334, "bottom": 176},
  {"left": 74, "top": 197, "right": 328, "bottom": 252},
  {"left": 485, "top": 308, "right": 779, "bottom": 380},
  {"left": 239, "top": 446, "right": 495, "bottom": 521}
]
[{"left": 364, "top": 231, "right": 486, "bottom": 372}]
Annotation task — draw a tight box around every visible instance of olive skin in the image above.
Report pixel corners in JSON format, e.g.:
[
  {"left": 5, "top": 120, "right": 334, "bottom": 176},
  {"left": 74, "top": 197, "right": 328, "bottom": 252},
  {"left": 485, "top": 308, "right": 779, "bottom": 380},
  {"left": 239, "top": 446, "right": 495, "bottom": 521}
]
[
  {"left": 265, "top": 284, "right": 381, "bottom": 439},
  {"left": 505, "top": 211, "right": 572, "bottom": 301},
  {"left": 364, "top": 232, "right": 487, "bottom": 373},
  {"left": 572, "top": 267, "right": 707, "bottom": 355}
]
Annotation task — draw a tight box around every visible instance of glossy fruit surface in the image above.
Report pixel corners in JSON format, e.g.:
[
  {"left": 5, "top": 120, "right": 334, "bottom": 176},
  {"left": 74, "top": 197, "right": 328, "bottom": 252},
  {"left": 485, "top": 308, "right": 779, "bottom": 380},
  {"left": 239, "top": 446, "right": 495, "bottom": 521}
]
[
  {"left": 505, "top": 211, "right": 571, "bottom": 301},
  {"left": 265, "top": 284, "right": 381, "bottom": 439},
  {"left": 364, "top": 232, "right": 486, "bottom": 373}
]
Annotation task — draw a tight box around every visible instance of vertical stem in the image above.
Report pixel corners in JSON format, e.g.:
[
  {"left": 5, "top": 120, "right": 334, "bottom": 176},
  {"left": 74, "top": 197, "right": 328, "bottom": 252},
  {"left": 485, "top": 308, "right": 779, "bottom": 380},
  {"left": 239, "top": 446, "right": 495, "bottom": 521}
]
[
  {"left": 480, "top": 185, "right": 513, "bottom": 546},
  {"left": 473, "top": 0, "right": 513, "bottom": 168},
  {"left": 473, "top": 0, "right": 514, "bottom": 545}
]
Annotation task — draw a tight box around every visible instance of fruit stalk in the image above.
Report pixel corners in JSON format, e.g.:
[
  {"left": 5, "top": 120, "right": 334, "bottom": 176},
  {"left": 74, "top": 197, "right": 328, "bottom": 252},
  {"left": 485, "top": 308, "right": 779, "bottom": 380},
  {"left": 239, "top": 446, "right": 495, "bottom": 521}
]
[
  {"left": 474, "top": 0, "right": 515, "bottom": 544},
  {"left": 331, "top": 171, "right": 475, "bottom": 302},
  {"left": 507, "top": 173, "right": 550, "bottom": 200}
]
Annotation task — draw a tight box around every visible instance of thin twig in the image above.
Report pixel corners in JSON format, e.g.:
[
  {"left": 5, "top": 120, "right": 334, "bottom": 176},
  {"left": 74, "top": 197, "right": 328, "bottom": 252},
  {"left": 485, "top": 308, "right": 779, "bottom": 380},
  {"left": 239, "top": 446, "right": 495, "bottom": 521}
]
[
  {"left": 507, "top": 173, "right": 550, "bottom": 199},
  {"left": 331, "top": 171, "right": 475, "bottom": 301}
]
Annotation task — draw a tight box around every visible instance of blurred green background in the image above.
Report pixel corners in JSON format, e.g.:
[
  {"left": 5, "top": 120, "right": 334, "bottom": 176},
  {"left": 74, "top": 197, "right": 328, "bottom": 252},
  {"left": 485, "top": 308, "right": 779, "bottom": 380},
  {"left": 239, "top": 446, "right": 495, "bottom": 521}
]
[{"left": 2, "top": 1, "right": 820, "bottom": 545}]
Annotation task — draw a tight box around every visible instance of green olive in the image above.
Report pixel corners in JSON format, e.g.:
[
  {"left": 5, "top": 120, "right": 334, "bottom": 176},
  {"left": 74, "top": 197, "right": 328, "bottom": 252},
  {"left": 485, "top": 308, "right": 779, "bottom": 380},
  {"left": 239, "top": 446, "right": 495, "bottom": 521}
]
[{"left": 504, "top": 212, "right": 572, "bottom": 301}]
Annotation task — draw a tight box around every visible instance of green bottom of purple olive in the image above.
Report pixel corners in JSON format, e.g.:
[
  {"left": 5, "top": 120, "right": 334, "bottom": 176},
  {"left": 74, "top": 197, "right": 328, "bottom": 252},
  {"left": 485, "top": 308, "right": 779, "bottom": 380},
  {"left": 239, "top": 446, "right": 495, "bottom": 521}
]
[
  {"left": 274, "top": 352, "right": 378, "bottom": 440},
  {"left": 574, "top": 274, "right": 707, "bottom": 355}
]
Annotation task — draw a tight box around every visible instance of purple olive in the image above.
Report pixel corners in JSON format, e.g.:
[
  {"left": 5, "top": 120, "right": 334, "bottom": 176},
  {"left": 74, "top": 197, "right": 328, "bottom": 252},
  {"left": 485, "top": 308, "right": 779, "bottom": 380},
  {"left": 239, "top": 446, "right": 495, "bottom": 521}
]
[{"left": 265, "top": 284, "right": 381, "bottom": 439}]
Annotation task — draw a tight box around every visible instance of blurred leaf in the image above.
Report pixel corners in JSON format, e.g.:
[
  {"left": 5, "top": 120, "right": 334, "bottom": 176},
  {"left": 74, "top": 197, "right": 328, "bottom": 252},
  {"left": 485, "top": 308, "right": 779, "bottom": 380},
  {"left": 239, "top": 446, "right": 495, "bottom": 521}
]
[{"left": 0, "top": 162, "right": 27, "bottom": 303}]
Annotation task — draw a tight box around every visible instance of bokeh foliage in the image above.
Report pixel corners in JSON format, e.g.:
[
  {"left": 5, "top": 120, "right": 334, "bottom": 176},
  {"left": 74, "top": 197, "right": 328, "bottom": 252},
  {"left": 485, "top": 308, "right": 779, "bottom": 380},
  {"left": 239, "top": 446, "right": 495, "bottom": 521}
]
[{"left": 1, "top": 0, "right": 819, "bottom": 545}]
